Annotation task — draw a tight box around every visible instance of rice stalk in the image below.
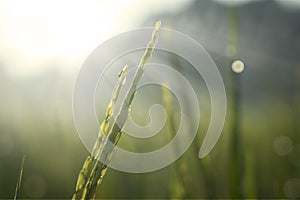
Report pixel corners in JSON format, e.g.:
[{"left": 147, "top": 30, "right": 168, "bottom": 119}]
[
  {"left": 72, "top": 65, "right": 128, "bottom": 199},
  {"left": 14, "top": 155, "right": 25, "bottom": 200},
  {"left": 73, "top": 20, "right": 161, "bottom": 199}
]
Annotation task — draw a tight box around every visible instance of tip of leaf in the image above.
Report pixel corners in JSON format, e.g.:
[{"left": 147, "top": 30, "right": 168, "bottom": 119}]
[
  {"left": 123, "top": 65, "right": 128, "bottom": 73},
  {"left": 155, "top": 20, "right": 161, "bottom": 29},
  {"left": 118, "top": 65, "right": 128, "bottom": 78}
]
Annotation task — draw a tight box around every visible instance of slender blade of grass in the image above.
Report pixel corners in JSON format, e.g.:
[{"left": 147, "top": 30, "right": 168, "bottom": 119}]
[{"left": 14, "top": 155, "right": 25, "bottom": 200}]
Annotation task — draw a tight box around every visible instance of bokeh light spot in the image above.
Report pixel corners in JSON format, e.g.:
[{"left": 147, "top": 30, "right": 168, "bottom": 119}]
[
  {"left": 231, "top": 60, "right": 245, "bottom": 73},
  {"left": 273, "top": 135, "right": 293, "bottom": 156},
  {"left": 283, "top": 178, "right": 300, "bottom": 199}
]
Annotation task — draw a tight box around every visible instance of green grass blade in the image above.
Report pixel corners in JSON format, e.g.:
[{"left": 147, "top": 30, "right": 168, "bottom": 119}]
[{"left": 14, "top": 155, "right": 25, "bottom": 200}]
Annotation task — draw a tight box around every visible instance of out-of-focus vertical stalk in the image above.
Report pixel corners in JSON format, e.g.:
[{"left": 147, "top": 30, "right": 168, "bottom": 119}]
[
  {"left": 162, "top": 85, "right": 186, "bottom": 199},
  {"left": 166, "top": 30, "right": 213, "bottom": 199},
  {"left": 245, "top": 151, "right": 257, "bottom": 198},
  {"left": 227, "top": 6, "right": 244, "bottom": 199},
  {"left": 228, "top": 7, "right": 258, "bottom": 199}
]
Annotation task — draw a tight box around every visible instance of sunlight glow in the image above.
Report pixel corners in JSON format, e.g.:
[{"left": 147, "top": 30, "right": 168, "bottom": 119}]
[
  {"left": 0, "top": 0, "right": 191, "bottom": 77},
  {"left": 0, "top": 1, "right": 130, "bottom": 76}
]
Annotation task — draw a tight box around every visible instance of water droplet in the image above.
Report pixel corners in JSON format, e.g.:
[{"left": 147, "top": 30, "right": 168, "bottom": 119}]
[{"left": 231, "top": 60, "right": 244, "bottom": 73}]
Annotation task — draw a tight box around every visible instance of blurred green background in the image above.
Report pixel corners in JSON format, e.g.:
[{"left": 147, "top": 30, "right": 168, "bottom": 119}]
[{"left": 0, "top": 0, "right": 300, "bottom": 199}]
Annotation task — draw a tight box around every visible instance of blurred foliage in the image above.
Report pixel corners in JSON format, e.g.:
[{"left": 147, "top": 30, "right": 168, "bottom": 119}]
[{"left": 0, "top": 0, "right": 300, "bottom": 199}]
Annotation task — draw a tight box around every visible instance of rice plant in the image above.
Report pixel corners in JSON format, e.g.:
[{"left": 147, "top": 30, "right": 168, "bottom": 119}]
[{"left": 72, "top": 21, "right": 161, "bottom": 199}]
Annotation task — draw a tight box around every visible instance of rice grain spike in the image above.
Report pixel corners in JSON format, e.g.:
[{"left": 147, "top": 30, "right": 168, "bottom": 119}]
[
  {"left": 83, "top": 20, "right": 161, "bottom": 199},
  {"left": 72, "top": 65, "right": 128, "bottom": 200}
]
